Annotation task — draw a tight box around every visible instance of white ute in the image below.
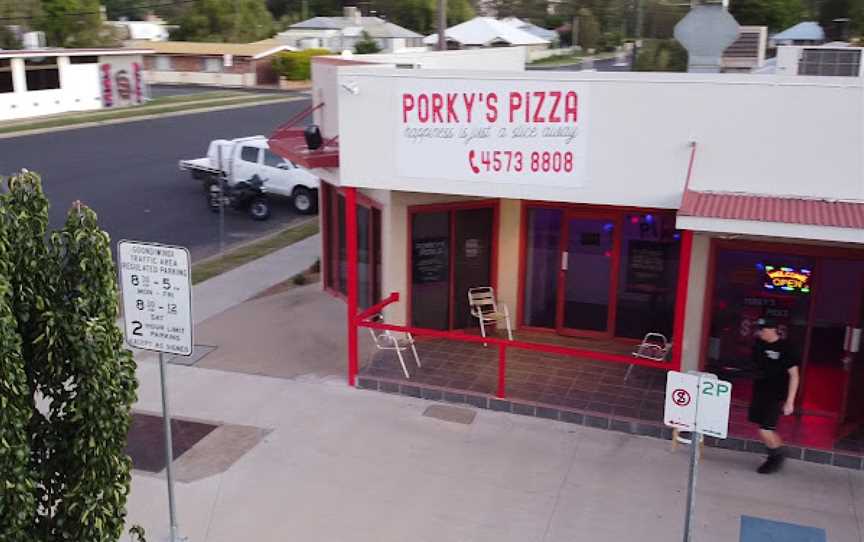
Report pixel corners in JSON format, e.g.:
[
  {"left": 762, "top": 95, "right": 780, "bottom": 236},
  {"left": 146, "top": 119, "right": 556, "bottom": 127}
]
[{"left": 180, "top": 135, "right": 320, "bottom": 215}]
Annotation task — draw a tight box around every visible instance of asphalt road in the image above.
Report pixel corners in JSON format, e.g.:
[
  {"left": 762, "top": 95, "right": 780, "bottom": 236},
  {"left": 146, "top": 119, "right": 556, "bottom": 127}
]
[{"left": 0, "top": 99, "right": 313, "bottom": 261}]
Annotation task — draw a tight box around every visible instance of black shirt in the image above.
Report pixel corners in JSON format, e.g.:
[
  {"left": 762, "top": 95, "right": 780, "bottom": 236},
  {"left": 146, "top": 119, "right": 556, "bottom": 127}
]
[{"left": 751, "top": 339, "right": 797, "bottom": 401}]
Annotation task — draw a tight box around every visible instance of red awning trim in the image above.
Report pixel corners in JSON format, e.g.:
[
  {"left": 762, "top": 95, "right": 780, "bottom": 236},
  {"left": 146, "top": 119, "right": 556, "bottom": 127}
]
[
  {"left": 268, "top": 102, "right": 339, "bottom": 169},
  {"left": 679, "top": 190, "right": 864, "bottom": 230},
  {"left": 268, "top": 127, "right": 339, "bottom": 169}
]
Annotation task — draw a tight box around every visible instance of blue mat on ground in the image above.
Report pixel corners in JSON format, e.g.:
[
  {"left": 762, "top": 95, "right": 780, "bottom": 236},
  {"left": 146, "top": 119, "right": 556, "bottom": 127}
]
[{"left": 740, "top": 515, "right": 826, "bottom": 542}]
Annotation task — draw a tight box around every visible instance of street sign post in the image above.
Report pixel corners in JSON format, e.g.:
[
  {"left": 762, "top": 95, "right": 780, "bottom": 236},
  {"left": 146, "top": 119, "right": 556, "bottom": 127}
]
[
  {"left": 664, "top": 371, "right": 699, "bottom": 431},
  {"left": 664, "top": 370, "right": 732, "bottom": 542},
  {"left": 118, "top": 240, "right": 192, "bottom": 542}
]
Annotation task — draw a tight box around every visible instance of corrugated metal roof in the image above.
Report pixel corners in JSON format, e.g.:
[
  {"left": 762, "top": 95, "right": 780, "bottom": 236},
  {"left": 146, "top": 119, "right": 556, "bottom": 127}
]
[{"left": 679, "top": 190, "right": 864, "bottom": 229}]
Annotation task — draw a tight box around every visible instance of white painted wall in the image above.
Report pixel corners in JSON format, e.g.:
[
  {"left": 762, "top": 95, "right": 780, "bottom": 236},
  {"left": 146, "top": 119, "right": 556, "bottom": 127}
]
[
  {"left": 337, "top": 69, "right": 864, "bottom": 207},
  {"left": 311, "top": 47, "right": 527, "bottom": 162},
  {"left": 1, "top": 54, "right": 144, "bottom": 121}
]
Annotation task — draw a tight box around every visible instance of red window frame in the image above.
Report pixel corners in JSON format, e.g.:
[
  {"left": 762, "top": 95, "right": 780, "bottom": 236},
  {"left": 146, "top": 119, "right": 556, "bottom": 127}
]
[
  {"left": 406, "top": 199, "right": 500, "bottom": 331},
  {"left": 321, "top": 181, "right": 382, "bottom": 307},
  {"left": 516, "top": 200, "right": 680, "bottom": 340}
]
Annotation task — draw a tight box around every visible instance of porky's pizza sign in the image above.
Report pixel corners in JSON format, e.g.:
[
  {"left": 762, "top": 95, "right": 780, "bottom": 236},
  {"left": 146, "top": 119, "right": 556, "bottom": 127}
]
[{"left": 395, "top": 80, "right": 590, "bottom": 187}]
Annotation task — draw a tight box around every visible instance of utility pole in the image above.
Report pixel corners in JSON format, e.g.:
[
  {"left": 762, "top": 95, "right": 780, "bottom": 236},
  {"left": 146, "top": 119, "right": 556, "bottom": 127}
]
[
  {"left": 301, "top": 0, "right": 309, "bottom": 20},
  {"left": 632, "top": 0, "right": 643, "bottom": 71},
  {"left": 437, "top": 0, "right": 447, "bottom": 51}
]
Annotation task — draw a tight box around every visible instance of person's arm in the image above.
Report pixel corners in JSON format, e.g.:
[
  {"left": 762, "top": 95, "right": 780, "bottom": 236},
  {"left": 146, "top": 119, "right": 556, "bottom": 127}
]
[{"left": 783, "top": 366, "right": 800, "bottom": 415}]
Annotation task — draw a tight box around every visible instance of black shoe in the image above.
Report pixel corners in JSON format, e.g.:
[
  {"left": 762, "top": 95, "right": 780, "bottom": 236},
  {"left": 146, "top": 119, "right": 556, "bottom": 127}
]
[{"left": 757, "top": 451, "right": 785, "bottom": 474}]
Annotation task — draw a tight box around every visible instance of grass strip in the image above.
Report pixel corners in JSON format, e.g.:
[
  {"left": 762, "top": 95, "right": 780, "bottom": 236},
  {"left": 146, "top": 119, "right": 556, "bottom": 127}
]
[
  {"left": 0, "top": 94, "right": 290, "bottom": 135},
  {"left": 191, "top": 219, "right": 319, "bottom": 284}
]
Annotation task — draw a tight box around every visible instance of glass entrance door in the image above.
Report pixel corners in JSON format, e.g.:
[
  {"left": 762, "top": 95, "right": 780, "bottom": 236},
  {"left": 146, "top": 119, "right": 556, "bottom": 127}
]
[
  {"left": 557, "top": 215, "right": 617, "bottom": 337},
  {"left": 839, "top": 275, "right": 864, "bottom": 433},
  {"left": 802, "top": 260, "right": 864, "bottom": 416}
]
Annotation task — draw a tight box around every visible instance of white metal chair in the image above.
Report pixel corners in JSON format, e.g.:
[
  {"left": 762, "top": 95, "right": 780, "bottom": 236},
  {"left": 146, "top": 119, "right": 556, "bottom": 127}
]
[
  {"left": 468, "top": 286, "right": 513, "bottom": 345},
  {"left": 367, "top": 314, "right": 421, "bottom": 379},
  {"left": 625, "top": 333, "right": 671, "bottom": 382}
]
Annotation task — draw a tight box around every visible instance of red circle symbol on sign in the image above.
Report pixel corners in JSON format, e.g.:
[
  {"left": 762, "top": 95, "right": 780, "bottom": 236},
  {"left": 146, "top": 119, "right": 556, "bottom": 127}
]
[{"left": 672, "top": 389, "right": 691, "bottom": 406}]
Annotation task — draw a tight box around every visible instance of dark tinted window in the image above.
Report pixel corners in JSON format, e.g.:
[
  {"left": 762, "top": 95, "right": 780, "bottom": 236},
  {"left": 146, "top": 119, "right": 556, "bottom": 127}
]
[
  {"left": 0, "top": 58, "right": 12, "bottom": 93},
  {"left": 70, "top": 56, "right": 99, "bottom": 64},
  {"left": 24, "top": 57, "right": 60, "bottom": 91},
  {"left": 240, "top": 146, "right": 259, "bottom": 163},
  {"left": 263, "top": 150, "right": 286, "bottom": 168}
]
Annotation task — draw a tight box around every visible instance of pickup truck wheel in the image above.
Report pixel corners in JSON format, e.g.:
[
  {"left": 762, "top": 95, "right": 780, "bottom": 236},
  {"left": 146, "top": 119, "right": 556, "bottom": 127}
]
[
  {"left": 249, "top": 197, "right": 271, "bottom": 221},
  {"left": 292, "top": 186, "right": 318, "bottom": 215}
]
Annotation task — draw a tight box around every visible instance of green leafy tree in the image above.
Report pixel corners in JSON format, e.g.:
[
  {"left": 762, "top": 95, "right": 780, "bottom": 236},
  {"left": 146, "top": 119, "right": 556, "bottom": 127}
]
[
  {"left": 577, "top": 7, "right": 601, "bottom": 48},
  {"left": 0, "top": 171, "right": 138, "bottom": 542},
  {"left": 0, "top": 25, "right": 22, "bottom": 48},
  {"left": 729, "top": 0, "right": 806, "bottom": 31},
  {"left": 35, "top": 0, "right": 118, "bottom": 47},
  {"left": 369, "top": 0, "right": 474, "bottom": 34},
  {"left": 171, "top": 0, "right": 275, "bottom": 42},
  {"left": 354, "top": 30, "right": 382, "bottom": 53},
  {"left": 634, "top": 38, "right": 687, "bottom": 71}
]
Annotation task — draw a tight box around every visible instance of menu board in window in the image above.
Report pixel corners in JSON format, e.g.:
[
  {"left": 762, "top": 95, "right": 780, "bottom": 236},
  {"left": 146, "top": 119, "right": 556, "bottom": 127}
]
[
  {"left": 626, "top": 241, "right": 667, "bottom": 293},
  {"left": 413, "top": 238, "right": 449, "bottom": 284}
]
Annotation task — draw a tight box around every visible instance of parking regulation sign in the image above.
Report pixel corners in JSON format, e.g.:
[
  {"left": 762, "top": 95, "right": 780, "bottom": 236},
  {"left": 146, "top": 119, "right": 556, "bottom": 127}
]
[
  {"left": 664, "top": 371, "right": 699, "bottom": 431},
  {"left": 696, "top": 375, "right": 732, "bottom": 439},
  {"left": 118, "top": 240, "right": 193, "bottom": 356}
]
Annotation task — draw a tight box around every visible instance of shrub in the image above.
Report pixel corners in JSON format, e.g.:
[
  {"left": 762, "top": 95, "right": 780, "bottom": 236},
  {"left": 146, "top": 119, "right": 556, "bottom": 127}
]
[
  {"left": 354, "top": 31, "right": 382, "bottom": 54},
  {"left": 634, "top": 39, "right": 688, "bottom": 72},
  {"left": 292, "top": 273, "right": 308, "bottom": 285},
  {"left": 272, "top": 48, "right": 330, "bottom": 81}
]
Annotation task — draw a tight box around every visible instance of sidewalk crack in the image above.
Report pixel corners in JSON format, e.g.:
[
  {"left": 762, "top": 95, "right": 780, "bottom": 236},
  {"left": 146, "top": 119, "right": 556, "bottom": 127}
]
[{"left": 540, "top": 438, "right": 581, "bottom": 542}]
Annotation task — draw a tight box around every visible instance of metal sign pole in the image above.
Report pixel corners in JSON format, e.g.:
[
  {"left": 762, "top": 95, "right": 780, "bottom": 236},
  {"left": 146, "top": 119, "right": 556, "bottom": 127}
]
[
  {"left": 216, "top": 146, "right": 225, "bottom": 254},
  {"left": 159, "top": 352, "right": 181, "bottom": 542},
  {"left": 683, "top": 430, "right": 700, "bottom": 542}
]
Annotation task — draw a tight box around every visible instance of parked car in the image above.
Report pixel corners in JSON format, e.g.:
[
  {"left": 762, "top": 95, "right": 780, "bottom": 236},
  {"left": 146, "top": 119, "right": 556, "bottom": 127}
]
[{"left": 180, "top": 136, "right": 319, "bottom": 214}]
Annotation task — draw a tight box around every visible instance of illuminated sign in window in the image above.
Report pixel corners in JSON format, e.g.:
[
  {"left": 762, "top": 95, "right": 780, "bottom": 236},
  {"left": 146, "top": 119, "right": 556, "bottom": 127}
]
[{"left": 762, "top": 265, "right": 812, "bottom": 293}]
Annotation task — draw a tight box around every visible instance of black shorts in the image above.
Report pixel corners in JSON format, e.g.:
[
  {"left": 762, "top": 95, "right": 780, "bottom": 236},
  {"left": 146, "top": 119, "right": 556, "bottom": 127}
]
[{"left": 748, "top": 397, "right": 782, "bottom": 430}]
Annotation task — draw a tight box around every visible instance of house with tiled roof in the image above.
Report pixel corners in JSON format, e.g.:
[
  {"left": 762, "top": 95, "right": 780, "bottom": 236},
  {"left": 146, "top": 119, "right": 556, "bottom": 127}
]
[{"left": 276, "top": 6, "right": 424, "bottom": 53}]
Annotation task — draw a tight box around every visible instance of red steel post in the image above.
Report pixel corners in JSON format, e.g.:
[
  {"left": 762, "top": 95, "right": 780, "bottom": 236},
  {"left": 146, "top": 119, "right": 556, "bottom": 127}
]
[
  {"left": 346, "top": 187, "right": 359, "bottom": 386},
  {"left": 672, "top": 229, "right": 694, "bottom": 371},
  {"left": 497, "top": 344, "right": 507, "bottom": 398}
]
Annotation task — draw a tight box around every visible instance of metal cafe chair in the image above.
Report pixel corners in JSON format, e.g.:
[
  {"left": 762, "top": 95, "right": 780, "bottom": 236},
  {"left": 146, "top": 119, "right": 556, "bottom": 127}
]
[
  {"left": 626, "top": 332, "right": 672, "bottom": 382},
  {"left": 367, "top": 314, "right": 421, "bottom": 379},
  {"left": 468, "top": 286, "right": 514, "bottom": 346}
]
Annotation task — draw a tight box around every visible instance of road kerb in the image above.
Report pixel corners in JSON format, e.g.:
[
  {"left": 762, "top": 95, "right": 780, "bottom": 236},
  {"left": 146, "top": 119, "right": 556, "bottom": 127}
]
[{"left": 0, "top": 96, "right": 305, "bottom": 139}]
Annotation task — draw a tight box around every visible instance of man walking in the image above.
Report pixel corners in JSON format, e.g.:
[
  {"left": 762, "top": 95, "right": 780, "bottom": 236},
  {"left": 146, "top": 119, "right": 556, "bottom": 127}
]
[{"left": 748, "top": 318, "right": 800, "bottom": 474}]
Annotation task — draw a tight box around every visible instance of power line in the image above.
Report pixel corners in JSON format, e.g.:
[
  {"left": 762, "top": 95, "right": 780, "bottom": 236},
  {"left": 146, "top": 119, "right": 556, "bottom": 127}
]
[{"left": 0, "top": 0, "right": 197, "bottom": 23}]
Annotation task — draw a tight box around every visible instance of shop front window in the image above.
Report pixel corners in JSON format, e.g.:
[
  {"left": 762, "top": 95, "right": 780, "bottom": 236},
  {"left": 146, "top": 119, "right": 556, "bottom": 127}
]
[
  {"left": 410, "top": 204, "right": 496, "bottom": 330},
  {"left": 521, "top": 207, "right": 679, "bottom": 339},
  {"left": 321, "top": 182, "right": 381, "bottom": 309},
  {"left": 615, "top": 213, "right": 680, "bottom": 339}
]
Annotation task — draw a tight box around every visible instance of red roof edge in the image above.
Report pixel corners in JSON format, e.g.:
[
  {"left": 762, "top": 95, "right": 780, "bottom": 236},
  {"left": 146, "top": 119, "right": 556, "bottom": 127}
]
[{"left": 679, "top": 189, "right": 864, "bottom": 230}]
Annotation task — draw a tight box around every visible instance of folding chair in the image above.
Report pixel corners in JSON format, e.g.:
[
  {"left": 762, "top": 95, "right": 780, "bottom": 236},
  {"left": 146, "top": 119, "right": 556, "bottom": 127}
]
[
  {"left": 468, "top": 286, "right": 513, "bottom": 345},
  {"left": 625, "top": 333, "right": 671, "bottom": 382},
  {"left": 367, "top": 314, "right": 421, "bottom": 379}
]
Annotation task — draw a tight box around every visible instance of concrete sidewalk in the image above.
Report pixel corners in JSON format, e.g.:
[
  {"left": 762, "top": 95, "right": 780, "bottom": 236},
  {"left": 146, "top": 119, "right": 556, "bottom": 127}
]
[
  {"left": 191, "top": 233, "right": 320, "bottom": 324},
  {"left": 127, "top": 358, "right": 864, "bottom": 542}
]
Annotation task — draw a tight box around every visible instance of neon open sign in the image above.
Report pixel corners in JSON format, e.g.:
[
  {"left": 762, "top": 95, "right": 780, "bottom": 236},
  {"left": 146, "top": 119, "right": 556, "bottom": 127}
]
[{"left": 763, "top": 265, "right": 811, "bottom": 293}]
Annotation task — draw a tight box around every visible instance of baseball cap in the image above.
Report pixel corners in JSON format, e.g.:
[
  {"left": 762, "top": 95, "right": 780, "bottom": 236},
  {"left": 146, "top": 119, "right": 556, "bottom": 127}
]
[{"left": 756, "top": 318, "right": 778, "bottom": 329}]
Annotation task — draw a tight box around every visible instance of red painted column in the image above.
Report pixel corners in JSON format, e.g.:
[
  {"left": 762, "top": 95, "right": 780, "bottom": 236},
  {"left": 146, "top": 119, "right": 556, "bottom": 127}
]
[
  {"left": 672, "top": 230, "right": 694, "bottom": 371},
  {"left": 346, "top": 187, "right": 359, "bottom": 386},
  {"left": 496, "top": 344, "right": 507, "bottom": 398}
]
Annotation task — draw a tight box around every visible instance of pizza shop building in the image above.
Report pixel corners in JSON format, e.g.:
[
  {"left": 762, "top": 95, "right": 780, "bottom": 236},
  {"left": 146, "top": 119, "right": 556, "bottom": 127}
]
[{"left": 269, "top": 49, "right": 864, "bottom": 465}]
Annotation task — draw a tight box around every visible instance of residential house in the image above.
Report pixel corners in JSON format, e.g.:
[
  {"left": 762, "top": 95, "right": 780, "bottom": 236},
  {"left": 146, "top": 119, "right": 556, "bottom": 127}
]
[
  {"left": 135, "top": 40, "right": 295, "bottom": 88},
  {"left": 276, "top": 6, "right": 424, "bottom": 53},
  {"left": 424, "top": 17, "right": 550, "bottom": 51}
]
